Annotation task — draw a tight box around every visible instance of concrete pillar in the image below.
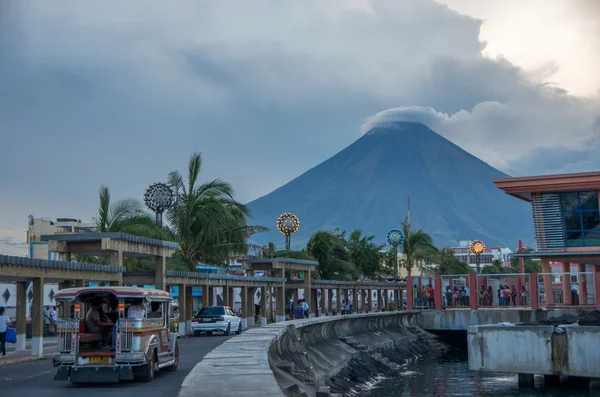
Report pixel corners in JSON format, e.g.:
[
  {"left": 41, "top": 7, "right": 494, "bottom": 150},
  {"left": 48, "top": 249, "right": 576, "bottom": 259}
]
[
  {"left": 154, "top": 255, "right": 166, "bottom": 291},
  {"left": 305, "top": 271, "right": 313, "bottom": 317},
  {"left": 110, "top": 250, "right": 123, "bottom": 266},
  {"left": 228, "top": 286, "right": 235, "bottom": 309},
  {"left": 75, "top": 279, "right": 85, "bottom": 288},
  {"left": 383, "top": 289, "right": 389, "bottom": 311},
  {"left": 335, "top": 288, "right": 341, "bottom": 315},
  {"left": 185, "top": 285, "right": 193, "bottom": 334},
  {"left": 208, "top": 287, "right": 214, "bottom": 306},
  {"left": 245, "top": 287, "right": 255, "bottom": 327},
  {"left": 518, "top": 373, "right": 534, "bottom": 388},
  {"left": 321, "top": 289, "right": 327, "bottom": 316},
  {"left": 15, "top": 281, "right": 27, "bottom": 351},
  {"left": 177, "top": 284, "right": 187, "bottom": 337},
  {"left": 406, "top": 276, "right": 414, "bottom": 310},
  {"left": 260, "top": 286, "right": 268, "bottom": 326},
  {"left": 562, "top": 263, "right": 572, "bottom": 305},
  {"left": 276, "top": 285, "right": 286, "bottom": 322},
  {"left": 32, "top": 277, "right": 45, "bottom": 357},
  {"left": 578, "top": 264, "right": 588, "bottom": 305},
  {"left": 540, "top": 258, "right": 555, "bottom": 305},
  {"left": 367, "top": 289, "right": 373, "bottom": 313},
  {"left": 530, "top": 273, "right": 539, "bottom": 310},
  {"left": 327, "top": 289, "right": 333, "bottom": 315},
  {"left": 201, "top": 285, "right": 210, "bottom": 308},
  {"left": 310, "top": 288, "right": 318, "bottom": 317},
  {"left": 469, "top": 273, "right": 478, "bottom": 310},
  {"left": 222, "top": 286, "right": 229, "bottom": 306}
]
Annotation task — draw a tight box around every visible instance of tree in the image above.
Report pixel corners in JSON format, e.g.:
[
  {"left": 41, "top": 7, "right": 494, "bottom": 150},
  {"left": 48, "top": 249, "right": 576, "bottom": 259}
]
[
  {"left": 345, "top": 230, "right": 384, "bottom": 278},
  {"left": 306, "top": 230, "right": 358, "bottom": 280},
  {"left": 510, "top": 249, "right": 542, "bottom": 273},
  {"left": 95, "top": 185, "right": 169, "bottom": 239},
  {"left": 431, "top": 248, "right": 474, "bottom": 275},
  {"left": 400, "top": 218, "right": 438, "bottom": 276},
  {"left": 167, "top": 152, "right": 267, "bottom": 269},
  {"left": 482, "top": 259, "right": 518, "bottom": 274}
]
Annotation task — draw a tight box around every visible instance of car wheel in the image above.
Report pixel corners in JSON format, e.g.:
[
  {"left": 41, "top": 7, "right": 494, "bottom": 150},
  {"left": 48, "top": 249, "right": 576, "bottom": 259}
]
[
  {"left": 224, "top": 323, "right": 231, "bottom": 336},
  {"left": 236, "top": 321, "right": 242, "bottom": 335},
  {"left": 193, "top": 330, "right": 201, "bottom": 337},
  {"left": 164, "top": 342, "right": 179, "bottom": 372},
  {"left": 136, "top": 349, "right": 156, "bottom": 382}
]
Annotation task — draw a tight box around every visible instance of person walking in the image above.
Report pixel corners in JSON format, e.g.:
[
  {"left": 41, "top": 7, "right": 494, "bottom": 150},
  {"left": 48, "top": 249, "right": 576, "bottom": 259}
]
[{"left": 0, "top": 307, "right": 12, "bottom": 357}]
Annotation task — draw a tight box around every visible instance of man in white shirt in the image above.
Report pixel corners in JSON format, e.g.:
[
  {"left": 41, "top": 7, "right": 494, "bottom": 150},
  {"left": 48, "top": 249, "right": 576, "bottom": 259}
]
[
  {"left": 301, "top": 299, "right": 309, "bottom": 318},
  {"left": 0, "top": 306, "right": 12, "bottom": 357},
  {"left": 464, "top": 286, "right": 470, "bottom": 306},
  {"left": 127, "top": 299, "right": 146, "bottom": 319}
]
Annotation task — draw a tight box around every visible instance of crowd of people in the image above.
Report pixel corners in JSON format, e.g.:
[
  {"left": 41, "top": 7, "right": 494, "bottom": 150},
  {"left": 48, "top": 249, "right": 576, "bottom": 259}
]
[{"left": 414, "top": 283, "right": 529, "bottom": 308}]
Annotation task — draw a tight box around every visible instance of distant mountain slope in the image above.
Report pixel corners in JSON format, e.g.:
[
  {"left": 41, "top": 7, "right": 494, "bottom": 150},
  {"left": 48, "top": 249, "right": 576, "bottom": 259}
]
[{"left": 247, "top": 121, "right": 532, "bottom": 250}]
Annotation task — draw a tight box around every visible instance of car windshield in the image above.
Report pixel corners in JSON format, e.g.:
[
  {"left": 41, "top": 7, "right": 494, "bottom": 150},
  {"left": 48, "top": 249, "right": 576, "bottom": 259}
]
[{"left": 195, "top": 307, "right": 225, "bottom": 317}]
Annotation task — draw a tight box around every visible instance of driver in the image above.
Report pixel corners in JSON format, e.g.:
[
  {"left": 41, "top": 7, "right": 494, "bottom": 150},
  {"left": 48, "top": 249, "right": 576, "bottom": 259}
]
[{"left": 85, "top": 298, "right": 114, "bottom": 348}]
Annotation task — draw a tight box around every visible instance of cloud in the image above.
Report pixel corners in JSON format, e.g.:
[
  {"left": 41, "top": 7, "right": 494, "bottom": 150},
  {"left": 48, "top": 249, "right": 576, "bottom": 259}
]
[{"left": 0, "top": 0, "right": 599, "bottom": 254}]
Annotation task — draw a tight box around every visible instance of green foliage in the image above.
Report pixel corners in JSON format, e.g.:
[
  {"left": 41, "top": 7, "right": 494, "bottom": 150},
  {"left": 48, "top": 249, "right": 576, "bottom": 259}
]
[
  {"left": 481, "top": 259, "right": 518, "bottom": 274},
  {"left": 166, "top": 152, "right": 268, "bottom": 270},
  {"left": 345, "top": 230, "right": 384, "bottom": 278},
  {"left": 273, "top": 250, "right": 315, "bottom": 261},
  {"left": 400, "top": 218, "right": 438, "bottom": 276},
  {"left": 510, "top": 249, "right": 542, "bottom": 273},
  {"left": 431, "top": 247, "right": 474, "bottom": 275},
  {"left": 307, "top": 230, "right": 358, "bottom": 280}
]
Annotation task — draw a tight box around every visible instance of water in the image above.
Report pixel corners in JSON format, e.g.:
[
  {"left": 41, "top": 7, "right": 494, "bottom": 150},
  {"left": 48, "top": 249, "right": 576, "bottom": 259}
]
[{"left": 359, "top": 348, "right": 593, "bottom": 397}]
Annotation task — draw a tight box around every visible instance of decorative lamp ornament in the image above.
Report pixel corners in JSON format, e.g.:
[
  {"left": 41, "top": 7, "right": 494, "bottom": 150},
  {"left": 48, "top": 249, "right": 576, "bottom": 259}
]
[
  {"left": 469, "top": 240, "right": 486, "bottom": 255},
  {"left": 277, "top": 212, "right": 300, "bottom": 250},
  {"left": 144, "top": 182, "right": 175, "bottom": 226},
  {"left": 386, "top": 228, "right": 404, "bottom": 247}
]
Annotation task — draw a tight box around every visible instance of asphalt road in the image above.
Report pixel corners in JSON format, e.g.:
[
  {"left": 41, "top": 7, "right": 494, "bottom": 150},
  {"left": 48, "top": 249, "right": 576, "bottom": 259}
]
[{"left": 0, "top": 334, "right": 232, "bottom": 397}]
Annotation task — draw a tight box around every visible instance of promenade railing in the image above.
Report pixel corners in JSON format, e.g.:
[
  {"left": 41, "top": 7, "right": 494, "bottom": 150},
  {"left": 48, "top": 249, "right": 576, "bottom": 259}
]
[
  {"left": 475, "top": 273, "right": 532, "bottom": 308},
  {"left": 536, "top": 272, "right": 596, "bottom": 308}
]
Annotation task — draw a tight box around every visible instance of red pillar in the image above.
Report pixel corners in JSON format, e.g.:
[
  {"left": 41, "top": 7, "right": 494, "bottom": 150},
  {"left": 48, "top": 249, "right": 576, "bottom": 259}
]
[
  {"left": 530, "top": 273, "right": 538, "bottom": 310},
  {"left": 406, "top": 276, "right": 414, "bottom": 310},
  {"left": 594, "top": 266, "right": 600, "bottom": 309},
  {"left": 469, "top": 273, "right": 478, "bottom": 310},
  {"left": 578, "top": 264, "right": 588, "bottom": 305},
  {"left": 562, "top": 263, "right": 572, "bottom": 305},
  {"left": 434, "top": 275, "right": 443, "bottom": 310}
]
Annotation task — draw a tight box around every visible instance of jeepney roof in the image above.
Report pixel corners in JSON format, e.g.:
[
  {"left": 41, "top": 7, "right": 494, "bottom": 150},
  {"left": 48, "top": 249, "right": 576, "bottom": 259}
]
[{"left": 54, "top": 286, "right": 173, "bottom": 301}]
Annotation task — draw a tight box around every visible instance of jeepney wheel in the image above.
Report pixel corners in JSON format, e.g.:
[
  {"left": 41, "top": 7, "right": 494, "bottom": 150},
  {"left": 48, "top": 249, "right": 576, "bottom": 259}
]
[
  {"left": 164, "top": 342, "right": 179, "bottom": 372},
  {"left": 136, "top": 349, "right": 156, "bottom": 382},
  {"left": 224, "top": 323, "right": 231, "bottom": 336}
]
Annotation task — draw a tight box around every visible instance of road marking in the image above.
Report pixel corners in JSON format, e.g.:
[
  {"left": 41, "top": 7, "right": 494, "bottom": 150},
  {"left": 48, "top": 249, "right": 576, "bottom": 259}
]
[{"left": 6, "top": 370, "right": 53, "bottom": 381}]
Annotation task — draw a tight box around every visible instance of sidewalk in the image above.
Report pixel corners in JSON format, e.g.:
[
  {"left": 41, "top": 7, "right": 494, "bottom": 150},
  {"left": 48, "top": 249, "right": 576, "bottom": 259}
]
[{"left": 1, "top": 340, "right": 58, "bottom": 366}]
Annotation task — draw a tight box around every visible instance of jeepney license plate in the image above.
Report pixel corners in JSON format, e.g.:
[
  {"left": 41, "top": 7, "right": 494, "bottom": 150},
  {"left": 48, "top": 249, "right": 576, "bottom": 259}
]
[
  {"left": 203, "top": 318, "right": 211, "bottom": 322},
  {"left": 89, "top": 356, "right": 109, "bottom": 364}
]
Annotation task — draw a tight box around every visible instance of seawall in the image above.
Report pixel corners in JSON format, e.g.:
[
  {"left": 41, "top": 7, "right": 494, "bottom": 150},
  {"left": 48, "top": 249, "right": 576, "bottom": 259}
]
[{"left": 179, "top": 311, "right": 444, "bottom": 397}]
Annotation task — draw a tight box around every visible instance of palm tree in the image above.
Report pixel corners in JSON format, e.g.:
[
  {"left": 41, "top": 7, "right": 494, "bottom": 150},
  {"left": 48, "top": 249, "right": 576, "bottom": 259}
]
[
  {"left": 307, "top": 230, "right": 358, "bottom": 280},
  {"left": 482, "top": 259, "right": 517, "bottom": 274},
  {"left": 167, "top": 152, "right": 267, "bottom": 269},
  {"left": 432, "top": 247, "right": 474, "bottom": 275},
  {"left": 400, "top": 218, "right": 437, "bottom": 276},
  {"left": 95, "top": 185, "right": 169, "bottom": 239},
  {"left": 345, "top": 229, "right": 383, "bottom": 279}
]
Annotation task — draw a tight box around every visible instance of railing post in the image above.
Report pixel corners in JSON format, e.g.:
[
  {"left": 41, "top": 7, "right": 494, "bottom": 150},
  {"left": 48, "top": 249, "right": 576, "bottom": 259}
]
[
  {"left": 594, "top": 267, "right": 600, "bottom": 309},
  {"left": 529, "top": 273, "right": 538, "bottom": 310},
  {"left": 434, "top": 275, "right": 443, "bottom": 310},
  {"left": 406, "top": 276, "right": 414, "bottom": 310},
  {"left": 469, "top": 273, "right": 478, "bottom": 310}
]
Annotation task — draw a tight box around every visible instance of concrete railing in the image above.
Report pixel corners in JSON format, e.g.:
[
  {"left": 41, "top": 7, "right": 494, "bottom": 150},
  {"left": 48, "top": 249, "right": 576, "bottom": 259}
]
[{"left": 179, "top": 311, "right": 436, "bottom": 397}]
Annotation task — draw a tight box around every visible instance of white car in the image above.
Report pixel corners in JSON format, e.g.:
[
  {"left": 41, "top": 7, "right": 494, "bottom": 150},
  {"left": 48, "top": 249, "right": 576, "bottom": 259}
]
[{"left": 191, "top": 306, "right": 242, "bottom": 336}]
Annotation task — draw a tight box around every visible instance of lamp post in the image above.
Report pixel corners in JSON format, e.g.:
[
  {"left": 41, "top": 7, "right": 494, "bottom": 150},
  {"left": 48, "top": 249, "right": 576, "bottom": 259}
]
[
  {"left": 277, "top": 212, "right": 300, "bottom": 250},
  {"left": 144, "top": 182, "right": 175, "bottom": 227},
  {"left": 386, "top": 228, "right": 405, "bottom": 282},
  {"left": 469, "top": 239, "right": 486, "bottom": 274}
]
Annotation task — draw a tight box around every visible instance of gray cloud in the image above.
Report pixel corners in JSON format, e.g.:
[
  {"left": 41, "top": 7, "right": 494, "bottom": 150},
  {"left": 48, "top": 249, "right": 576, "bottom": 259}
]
[{"left": 0, "top": 0, "right": 599, "bottom": 252}]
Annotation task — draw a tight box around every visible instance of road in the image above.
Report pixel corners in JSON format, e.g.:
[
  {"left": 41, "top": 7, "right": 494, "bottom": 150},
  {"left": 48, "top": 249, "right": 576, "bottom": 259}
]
[{"left": 0, "top": 334, "right": 232, "bottom": 397}]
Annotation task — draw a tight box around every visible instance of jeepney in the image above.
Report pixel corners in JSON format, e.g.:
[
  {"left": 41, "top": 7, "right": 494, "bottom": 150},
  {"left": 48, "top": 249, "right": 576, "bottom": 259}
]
[{"left": 52, "top": 286, "right": 180, "bottom": 383}]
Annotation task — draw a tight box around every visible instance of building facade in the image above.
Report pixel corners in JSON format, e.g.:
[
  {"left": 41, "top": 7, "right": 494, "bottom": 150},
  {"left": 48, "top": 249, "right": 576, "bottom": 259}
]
[
  {"left": 27, "top": 216, "right": 96, "bottom": 259},
  {"left": 450, "top": 240, "right": 513, "bottom": 269},
  {"left": 494, "top": 171, "right": 600, "bottom": 306}
]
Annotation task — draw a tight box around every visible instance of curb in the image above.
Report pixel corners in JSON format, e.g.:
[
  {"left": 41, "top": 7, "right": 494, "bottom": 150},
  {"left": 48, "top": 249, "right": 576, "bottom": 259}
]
[{"left": 0, "top": 354, "right": 52, "bottom": 366}]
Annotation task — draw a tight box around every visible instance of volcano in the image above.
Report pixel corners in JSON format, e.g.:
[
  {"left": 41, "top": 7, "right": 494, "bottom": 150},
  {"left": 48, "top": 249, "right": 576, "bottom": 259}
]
[{"left": 247, "top": 122, "right": 532, "bottom": 249}]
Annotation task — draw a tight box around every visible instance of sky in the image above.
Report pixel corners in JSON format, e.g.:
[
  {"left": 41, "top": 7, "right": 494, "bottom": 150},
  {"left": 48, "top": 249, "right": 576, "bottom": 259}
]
[{"left": 1, "top": 0, "right": 599, "bottom": 255}]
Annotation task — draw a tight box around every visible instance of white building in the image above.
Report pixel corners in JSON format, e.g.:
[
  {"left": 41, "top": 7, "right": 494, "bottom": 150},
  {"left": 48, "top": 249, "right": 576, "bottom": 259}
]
[{"left": 450, "top": 240, "right": 513, "bottom": 269}]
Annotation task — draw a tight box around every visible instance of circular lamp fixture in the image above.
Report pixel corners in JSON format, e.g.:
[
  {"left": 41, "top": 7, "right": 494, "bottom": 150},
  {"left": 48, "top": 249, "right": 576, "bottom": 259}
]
[
  {"left": 144, "top": 182, "right": 175, "bottom": 213},
  {"left": 469, "top": 240, "right": 486, "bottom": 255},
  {"left": 277, "top": 212, "right": 300, "bottom": 236},
  {"left": 386, "top": 228, "right": 404, "bottom": 247}
]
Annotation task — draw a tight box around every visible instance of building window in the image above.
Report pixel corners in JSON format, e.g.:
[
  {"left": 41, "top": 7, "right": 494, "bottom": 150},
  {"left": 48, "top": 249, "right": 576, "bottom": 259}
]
[{"left": 560, "top": 191, "right": 600, "bottom": 247}]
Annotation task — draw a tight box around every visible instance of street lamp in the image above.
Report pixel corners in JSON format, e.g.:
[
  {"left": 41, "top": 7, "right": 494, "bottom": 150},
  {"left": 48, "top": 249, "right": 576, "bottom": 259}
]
[
  {"left": 144, "top": 182, "right": 175, "bottom": 227},
  {"left": 469, "top": 239, "right": 486, "bottom": 273},
  {"left": 277, "top": 212, "right": 299, "bottom": 250},
  {"left": 386, "top": 228, "right": 405, "bottom": 282}
]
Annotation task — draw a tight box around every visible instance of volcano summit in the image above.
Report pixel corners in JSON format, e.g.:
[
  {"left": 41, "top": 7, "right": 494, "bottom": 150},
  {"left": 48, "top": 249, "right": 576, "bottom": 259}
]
[{"left": 247, "top": 122, "right": 532, "bottom": 249}]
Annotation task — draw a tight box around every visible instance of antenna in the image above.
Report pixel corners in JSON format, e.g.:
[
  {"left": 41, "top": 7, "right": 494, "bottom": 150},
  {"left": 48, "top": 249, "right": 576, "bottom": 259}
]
[{"left": 406, "top": 196, "right": 411, "bottom": 237}]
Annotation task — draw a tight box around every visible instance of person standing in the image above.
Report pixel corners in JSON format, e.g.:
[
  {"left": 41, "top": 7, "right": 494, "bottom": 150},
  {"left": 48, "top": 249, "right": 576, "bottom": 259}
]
[
  {"left": 301, "top": 298, "right": 309, "bottom": 318},
  {"left": 0, "top": 307, "right": 12, "bottom": 357},
  {"left": 293, "top": 300, "right": 304, "bottom": 320}
]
